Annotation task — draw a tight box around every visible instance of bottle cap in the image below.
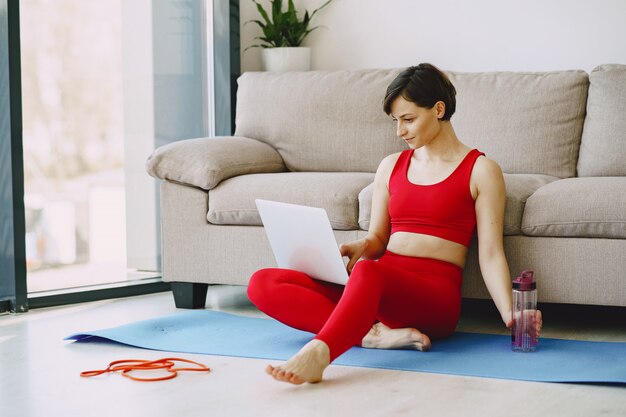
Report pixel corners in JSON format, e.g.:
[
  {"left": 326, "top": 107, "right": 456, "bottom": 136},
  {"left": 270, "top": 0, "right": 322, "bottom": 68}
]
[{"left": 512, "top": 270, "right": 536, "bottom": 291}]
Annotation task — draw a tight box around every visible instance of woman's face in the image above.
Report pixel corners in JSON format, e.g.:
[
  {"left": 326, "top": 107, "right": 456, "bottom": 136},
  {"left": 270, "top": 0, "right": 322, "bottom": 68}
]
[{"left": 390, "top": 96, "right": 443, "bottom": 149}]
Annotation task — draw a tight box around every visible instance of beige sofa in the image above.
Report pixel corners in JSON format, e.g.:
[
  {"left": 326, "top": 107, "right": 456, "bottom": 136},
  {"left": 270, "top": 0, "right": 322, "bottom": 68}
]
[{"left": 146, "top": 64, "right": 626, "bottom": 309}]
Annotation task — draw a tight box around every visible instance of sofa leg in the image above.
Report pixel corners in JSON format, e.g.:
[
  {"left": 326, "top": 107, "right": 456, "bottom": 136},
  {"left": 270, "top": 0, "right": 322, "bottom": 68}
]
[{"left": 171, "top": 282, "right": 209, "bottom": 309}]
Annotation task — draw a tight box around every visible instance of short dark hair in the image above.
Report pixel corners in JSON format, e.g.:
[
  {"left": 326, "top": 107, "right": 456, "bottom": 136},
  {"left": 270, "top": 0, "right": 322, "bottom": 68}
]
[{"left": 383, "top": 63, "right": 456, "bottom": 121}]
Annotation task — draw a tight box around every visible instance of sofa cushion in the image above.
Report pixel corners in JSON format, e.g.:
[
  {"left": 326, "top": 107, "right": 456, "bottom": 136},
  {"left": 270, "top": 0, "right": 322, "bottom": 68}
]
[
  {"left": 522, "top": 177, "right": 626, "bottom": 238},
  {"left": 577, "top": 64, "right": 626, "bottom": 176},
  {"left": 207, "top": 172, "right": 374, "bottom": 230},
  {"left": 357, "top": 183, "right": 375, "bottom": 231},
  {"left": 357, "top": 174, "right": 558, "bottom": 235},
  {"left": 448, "top": 70, "right": 588, "bottom": 178},
  {"left": 236, "top": 70, "right": 406, "bottom": 173},
  {"left": 236, "top": 69, "right": 588, "bottom": 178},
  {"left": 146, "top": 136, "right": 286, "bottom": 190},
  {"left": 502, "top": 174, "right": 560, "bottom": 235}
]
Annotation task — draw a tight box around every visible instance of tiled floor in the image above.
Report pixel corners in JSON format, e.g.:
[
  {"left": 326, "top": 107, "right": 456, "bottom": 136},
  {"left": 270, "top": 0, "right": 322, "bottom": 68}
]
[{"left": 1, "top": 286, "right": 625, "bottom": 417}]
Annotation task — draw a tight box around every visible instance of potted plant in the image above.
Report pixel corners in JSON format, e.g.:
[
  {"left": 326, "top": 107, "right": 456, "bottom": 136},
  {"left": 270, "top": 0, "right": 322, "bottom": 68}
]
[{"left": 246, "top": 0, "right": 334, "bottom": 72}]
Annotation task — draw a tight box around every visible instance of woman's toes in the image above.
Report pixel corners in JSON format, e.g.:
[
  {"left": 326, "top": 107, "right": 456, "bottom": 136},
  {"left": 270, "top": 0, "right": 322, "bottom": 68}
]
[
  {"left": 415, "top": 341, "right": 431, "bottom": 351},
  {"left": 412, "top": 330, "right": 431, "bottom": 351},
  {"left": 271, "top": 365, "right": 287, "bottom": 378},
  {"left": 289, "top": 374, "right": 304, "bottom": 384}
]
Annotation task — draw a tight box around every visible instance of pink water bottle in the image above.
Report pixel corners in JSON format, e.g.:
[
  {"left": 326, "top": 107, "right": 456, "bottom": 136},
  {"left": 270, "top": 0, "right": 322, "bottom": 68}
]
[{"left": 512, "top": 270, "right": 538, "bottom": 352}]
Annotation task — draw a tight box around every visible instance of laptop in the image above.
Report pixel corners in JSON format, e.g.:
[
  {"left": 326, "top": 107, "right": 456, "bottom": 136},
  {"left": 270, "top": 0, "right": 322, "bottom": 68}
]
[{"left": 255, "top": 199, "right": 350, "bottom": 285}]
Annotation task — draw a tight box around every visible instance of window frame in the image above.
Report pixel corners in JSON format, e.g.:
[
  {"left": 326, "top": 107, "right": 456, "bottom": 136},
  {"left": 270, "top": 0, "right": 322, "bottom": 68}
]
[{"left": 0, "top": 0, "right": 27, "bottom": 314}]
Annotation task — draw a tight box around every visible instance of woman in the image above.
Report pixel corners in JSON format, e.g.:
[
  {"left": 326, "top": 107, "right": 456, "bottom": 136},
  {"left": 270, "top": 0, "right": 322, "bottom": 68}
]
[{"left": 247, "top": 63, "right": 543, "bottom": 385}]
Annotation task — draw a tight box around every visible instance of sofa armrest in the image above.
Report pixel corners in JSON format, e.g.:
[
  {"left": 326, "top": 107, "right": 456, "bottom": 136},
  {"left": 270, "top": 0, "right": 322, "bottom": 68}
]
[{"left": 146, "top": 136, "right": 286, "bottom": 190}]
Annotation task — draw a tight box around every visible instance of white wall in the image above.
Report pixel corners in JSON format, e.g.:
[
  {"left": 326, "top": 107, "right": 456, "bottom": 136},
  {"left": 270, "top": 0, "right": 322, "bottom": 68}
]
[{"left": 240, "top": 0, "right": 626, "bottom": 73}]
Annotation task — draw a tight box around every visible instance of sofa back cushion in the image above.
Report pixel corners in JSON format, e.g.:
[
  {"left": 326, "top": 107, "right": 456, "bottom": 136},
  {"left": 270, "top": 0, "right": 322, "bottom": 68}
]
[
  {"left": 522, "top": 177, "right": 626, "bottom": 238},
  {"left": 235, "top": 70, "right": 404, "bottom": 172},
  {"left": 448, "top": 70, "right": 588, "bottom": 178},
  {"left": 577, "top": 64, "right": 626, "bottom": 176},
  {"left": 236, "top": 69, "right": 588, "bottom": 177},
  {"left": 208, "top": 172, "right": 374, "bottom": 230}
]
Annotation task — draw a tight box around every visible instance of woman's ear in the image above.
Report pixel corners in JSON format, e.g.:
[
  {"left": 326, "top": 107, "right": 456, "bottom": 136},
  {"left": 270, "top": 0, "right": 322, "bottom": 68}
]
[{"left": 435, "top": 101, "right": 446, "bottom": 120}]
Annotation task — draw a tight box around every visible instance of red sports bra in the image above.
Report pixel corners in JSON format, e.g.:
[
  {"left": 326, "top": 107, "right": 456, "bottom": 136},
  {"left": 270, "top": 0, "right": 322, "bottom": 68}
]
[{"left": 388, "top": 149, "right": 485, "bottom": 248}]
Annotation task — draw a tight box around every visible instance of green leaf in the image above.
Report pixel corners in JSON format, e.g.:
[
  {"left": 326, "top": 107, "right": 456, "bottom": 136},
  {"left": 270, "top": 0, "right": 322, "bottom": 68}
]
[
  {"left": 297, "top": 26, "right": 321, "bottom": 45},
  {"left": 271, "top": 0, "right": 283, "bottom": 29},
  {"left": 246, "top": 0, "right": 334, "bottom": 49},
  {"left": 287, "top": 0, "right": 296, "bottom": 17},
  {"left": 244, "top": 43, "right": 268, "bottom": 51},
  {"left": 252, "top": 0, "right": 271, "bottom": 26},
  {"left": 309, "top": 0, "right": 334, "bottom": 19},
  {"left": 245, "top": 19, "right": 267, "bottom": 30}
]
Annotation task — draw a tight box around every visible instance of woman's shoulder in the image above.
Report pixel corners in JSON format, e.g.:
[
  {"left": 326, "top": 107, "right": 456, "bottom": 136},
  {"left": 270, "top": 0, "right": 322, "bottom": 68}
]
[
  {"left": 377, "top": 151, "right": 404, "bottom": 174},
  {"left": 473, "top": 152, "right": 503, "bottom": 176},
  {"left": 374, "top": 151, "right": 405, "bottom": 186},
  {"left": 471, "top": 153, "right": 505, "bottom": 191},
  {"left": 382, "top": 150, "right": 404, "bottom": 163}
]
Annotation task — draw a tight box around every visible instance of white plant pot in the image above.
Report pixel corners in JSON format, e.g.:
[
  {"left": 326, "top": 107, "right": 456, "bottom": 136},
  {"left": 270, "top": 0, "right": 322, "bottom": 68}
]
[{"left": 262, "top": 47, "right": 311, "bottom": 72}]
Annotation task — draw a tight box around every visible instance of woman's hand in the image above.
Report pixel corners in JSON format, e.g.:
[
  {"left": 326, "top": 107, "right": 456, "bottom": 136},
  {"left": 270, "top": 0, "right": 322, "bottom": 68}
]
[
  {"left": 339, "top": 239, "right": 368, "bottom": 274},
  {"left": 503, "top": 310, "right": 543, "bottom": 338}
]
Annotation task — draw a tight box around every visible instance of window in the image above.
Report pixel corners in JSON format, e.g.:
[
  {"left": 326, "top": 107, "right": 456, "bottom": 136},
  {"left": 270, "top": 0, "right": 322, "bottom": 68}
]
[{"left": 1, "top": 0, "right": 238, "bottom": 311}]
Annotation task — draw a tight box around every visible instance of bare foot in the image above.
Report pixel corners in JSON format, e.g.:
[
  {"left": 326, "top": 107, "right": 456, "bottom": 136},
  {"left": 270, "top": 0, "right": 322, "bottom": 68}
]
[
  {"left": 361, "top": 322, "right": 431, "bottom": 351},
  {"left": 265, "top": 339, "right": 330, "bottom": 384}
]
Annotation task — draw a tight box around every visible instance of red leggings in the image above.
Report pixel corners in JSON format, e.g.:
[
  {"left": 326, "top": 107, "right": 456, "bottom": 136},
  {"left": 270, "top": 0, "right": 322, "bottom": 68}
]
[{"left": 247, "top": 251, "right": 463, "bottom": 362}]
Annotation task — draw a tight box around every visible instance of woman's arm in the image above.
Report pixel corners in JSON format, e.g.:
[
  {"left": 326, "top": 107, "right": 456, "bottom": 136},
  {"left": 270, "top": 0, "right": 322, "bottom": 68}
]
[
  {"left": 472, "top": 157, "right": 513, "bottom": 325},
  {"left": 340, "top": 153, "right": 398, "bottom": 272},
  {"left": 473, "top": 157, "right": 542, "bottom": 335}
]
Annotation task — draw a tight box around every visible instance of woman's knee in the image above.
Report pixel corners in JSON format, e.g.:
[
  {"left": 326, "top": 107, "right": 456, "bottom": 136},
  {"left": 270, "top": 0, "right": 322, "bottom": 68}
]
[
  {"left": 247, "top": 268, "right": 278, "bottom": 304},
  {"left": 247, "top": 268, "right": 306, "bottom": 304},
  {"left": 349, "top": 260, "right": 383, "bottom": 287}
]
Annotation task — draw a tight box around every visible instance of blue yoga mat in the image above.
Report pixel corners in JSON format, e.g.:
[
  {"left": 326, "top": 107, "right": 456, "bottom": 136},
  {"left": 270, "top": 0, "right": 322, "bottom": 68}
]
[{"left": 66, "top": 310, "right": 626, "bottom": 384}]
